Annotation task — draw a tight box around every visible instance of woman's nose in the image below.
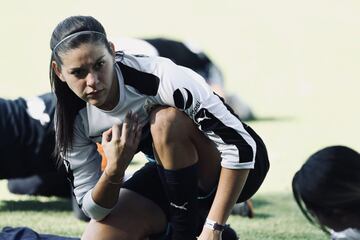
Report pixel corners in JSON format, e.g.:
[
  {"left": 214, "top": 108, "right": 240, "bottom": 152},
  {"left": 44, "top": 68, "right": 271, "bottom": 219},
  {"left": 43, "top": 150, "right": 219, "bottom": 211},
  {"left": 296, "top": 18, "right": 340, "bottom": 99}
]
[{"left": 86, "top": 71, "right": 98, "bottom": 87}]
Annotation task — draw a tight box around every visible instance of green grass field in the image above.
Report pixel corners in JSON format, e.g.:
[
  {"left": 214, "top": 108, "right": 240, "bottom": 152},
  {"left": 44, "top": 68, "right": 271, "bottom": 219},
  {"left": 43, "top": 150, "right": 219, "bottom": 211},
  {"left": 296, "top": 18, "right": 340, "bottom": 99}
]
[
  {"left": 0, "top": 180, "right": 328, "bottom": 240},
  {"left": 0, "top": 0, "right": 359, "bottom": 239}
]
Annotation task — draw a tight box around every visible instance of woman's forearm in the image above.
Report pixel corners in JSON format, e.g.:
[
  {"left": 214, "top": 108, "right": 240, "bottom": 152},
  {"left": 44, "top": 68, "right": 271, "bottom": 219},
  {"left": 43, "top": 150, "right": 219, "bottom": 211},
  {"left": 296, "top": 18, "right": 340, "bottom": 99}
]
[
  {"left": 207, "top": 168, "right": 250, "bottom": 224},
  {"left": 91, "top": 170, "right": 124, "bottom": 209},
  {"left": 91, "top": 117, "right": 141, "bottom": 210}
]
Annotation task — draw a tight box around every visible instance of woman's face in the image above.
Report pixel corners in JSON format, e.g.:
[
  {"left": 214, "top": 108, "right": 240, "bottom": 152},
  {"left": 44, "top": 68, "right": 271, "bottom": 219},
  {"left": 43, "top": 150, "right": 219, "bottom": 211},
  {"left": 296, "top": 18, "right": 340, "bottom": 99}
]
[{"left": 53, "top": 42, "right": 118, "bottom": 110}]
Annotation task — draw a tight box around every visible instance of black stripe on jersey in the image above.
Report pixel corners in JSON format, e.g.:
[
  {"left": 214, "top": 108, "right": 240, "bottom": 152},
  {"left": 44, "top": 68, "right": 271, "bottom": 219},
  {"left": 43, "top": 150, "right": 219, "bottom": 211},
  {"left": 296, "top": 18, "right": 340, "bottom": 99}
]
[
  {"left": 117, "top": 62, "right": 160, "bottom": 96},
  {"left": 173, "top": 88, "right": 193, "bottom": 110},
  {"left": 63, "top": 159, "right": 75, "bottom": 189},
  {"left": 213, "top": 92, "right": 244, "bottom": 121},
  {"left": 195, "top": 108, "right": 254, "bottom": 163},
  {"left": 64, "top": 159, "right": 83, "bottom": 208}
]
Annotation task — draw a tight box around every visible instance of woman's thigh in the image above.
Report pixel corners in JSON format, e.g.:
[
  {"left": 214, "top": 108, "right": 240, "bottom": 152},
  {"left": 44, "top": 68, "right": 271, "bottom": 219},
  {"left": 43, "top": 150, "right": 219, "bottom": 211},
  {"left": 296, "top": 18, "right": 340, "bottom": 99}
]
[{"left": 190, "top": 126, "right": 222, "bottom": 193}]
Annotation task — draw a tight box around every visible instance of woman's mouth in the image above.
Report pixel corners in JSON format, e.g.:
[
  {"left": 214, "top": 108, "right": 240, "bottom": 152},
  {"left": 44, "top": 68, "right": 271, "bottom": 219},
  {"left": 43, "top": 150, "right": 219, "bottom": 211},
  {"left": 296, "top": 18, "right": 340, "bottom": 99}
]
[{"left": 87, "top": 89, "right": 103, "bottom": 98}]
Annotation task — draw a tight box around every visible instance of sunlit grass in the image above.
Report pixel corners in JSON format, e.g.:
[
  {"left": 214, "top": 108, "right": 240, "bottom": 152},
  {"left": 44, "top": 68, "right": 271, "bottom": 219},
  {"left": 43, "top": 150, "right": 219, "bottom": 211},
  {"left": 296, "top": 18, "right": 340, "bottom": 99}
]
[{"left": 0, "top": 180, "right": 327, "bottom": 239}]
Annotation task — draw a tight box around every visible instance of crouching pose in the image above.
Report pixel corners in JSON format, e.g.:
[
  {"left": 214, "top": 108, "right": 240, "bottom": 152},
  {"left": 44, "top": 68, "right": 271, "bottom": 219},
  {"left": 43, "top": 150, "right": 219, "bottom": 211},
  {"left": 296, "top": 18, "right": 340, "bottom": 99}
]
[{"left": 50, "top": 15, "right": 269, "bottom": 240}]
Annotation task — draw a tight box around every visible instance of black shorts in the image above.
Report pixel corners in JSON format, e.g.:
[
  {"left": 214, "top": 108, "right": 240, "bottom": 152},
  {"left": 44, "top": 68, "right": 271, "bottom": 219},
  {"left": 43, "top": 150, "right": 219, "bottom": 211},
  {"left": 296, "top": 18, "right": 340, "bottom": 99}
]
[
  {"left": 122, "top": 162, "right": 169, "bottom": 215},
  {"left": 122, "top": 126, "right": 269, "bottom": 217},
  {"left": 237, "top": 125, "right": 270, "bottom": 202}
]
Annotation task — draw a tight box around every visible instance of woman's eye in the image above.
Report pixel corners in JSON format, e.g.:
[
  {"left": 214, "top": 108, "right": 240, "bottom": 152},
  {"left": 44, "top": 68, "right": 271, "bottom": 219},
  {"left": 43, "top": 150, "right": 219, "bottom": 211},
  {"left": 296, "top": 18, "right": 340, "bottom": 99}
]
[
  {"left": 72, "top": 69, "right": 87, "bottom": 78},
  {"left": 95, "top": 61, "right": 105, "bottom": 70}
]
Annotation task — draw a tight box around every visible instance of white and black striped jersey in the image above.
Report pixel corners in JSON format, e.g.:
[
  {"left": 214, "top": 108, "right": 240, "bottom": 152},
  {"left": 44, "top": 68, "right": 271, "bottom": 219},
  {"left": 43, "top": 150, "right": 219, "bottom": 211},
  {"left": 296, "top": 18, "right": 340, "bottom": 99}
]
[{"left": 65, "top": 53, "right": 257, "bottom": 220}]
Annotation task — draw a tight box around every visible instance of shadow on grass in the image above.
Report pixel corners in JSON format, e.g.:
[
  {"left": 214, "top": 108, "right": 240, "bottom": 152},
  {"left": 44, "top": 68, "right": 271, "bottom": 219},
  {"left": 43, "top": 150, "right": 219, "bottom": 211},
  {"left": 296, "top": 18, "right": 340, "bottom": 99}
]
[
  {"left": 0, "top": 199, "right": 72, "bottom": 212},
  {"left": 252, "top": 198, "right": 271, "bottom": 208},
  {"left": 251, "top": 199, "right": 274, "bottom": 219},
  {"left": 253, "top": 212, "right": 273, "bottom": 219},
  {"left": 245, "top": 116, "right": 295, "bottom": 122}
]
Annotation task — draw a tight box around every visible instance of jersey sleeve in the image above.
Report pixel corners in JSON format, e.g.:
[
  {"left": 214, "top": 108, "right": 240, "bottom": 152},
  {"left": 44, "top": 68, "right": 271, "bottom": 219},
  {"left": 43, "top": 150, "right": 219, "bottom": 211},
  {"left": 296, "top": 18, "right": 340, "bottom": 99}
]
[
  {"left": 155, "top": 59, "right": 257, "bottom": 169},
  {"left": 63, "top": 114, "right": 113, "bottom": 220}
]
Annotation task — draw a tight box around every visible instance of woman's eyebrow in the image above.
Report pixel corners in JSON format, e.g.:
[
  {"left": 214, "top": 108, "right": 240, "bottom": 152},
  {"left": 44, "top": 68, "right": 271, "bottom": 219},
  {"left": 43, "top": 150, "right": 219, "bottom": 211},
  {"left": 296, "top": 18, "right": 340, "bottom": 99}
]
[
  {"left": 94, "top": 55, "right": 105, "bottom": 62},
  {"left": 68, "top": 55, "right": 106, "bottom": 72}
]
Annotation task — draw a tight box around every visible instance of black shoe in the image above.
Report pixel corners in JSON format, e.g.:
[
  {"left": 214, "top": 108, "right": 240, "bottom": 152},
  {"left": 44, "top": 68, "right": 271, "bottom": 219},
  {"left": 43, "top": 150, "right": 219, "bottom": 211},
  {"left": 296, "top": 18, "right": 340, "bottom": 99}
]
[{"left": 222, "top": 224, "right": 239, "bottom": 240}]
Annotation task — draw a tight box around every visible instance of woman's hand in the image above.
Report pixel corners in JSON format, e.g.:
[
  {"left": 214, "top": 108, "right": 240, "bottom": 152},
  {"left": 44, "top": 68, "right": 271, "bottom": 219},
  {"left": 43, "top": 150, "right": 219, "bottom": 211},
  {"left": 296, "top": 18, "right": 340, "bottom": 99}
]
[
  {"left": 197, "top": 228, "right": 222, "bottom": 240},
  {"left": 102, "top": 111, "right": 142, "bottom": 180}
]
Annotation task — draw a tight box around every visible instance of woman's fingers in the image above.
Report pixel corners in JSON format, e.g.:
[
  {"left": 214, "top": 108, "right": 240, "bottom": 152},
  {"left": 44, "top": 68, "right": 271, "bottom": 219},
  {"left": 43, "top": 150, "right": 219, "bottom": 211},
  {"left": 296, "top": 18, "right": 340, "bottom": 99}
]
[
  {"left": 101, "top": 127, "right": 112, "bottom": 145},
  {"left": 130, "top": 113, "right": 141, "bottom": 145},
  {"left": 101, "top": 111, "right": 142, "bottom": 172},
  {"left": 101, "top": 123, "right": 123, "bottom": 148},
  {"left": 134, "top": 124, "right": 143, "bottom": 146},
  {"left": 111, "top": 123, "right": 122, "bottom": 141},
  {"left": 103, "top": 111, "right": 141, "bottom": 147},
  {"left": 121, "top": 111, "right": 133, "bottom": 141}
]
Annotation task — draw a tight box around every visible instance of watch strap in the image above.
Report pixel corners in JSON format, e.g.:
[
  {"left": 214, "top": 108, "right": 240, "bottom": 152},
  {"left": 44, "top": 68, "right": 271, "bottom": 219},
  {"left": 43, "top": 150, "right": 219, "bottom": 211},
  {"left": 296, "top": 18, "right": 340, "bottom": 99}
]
[{"left": 204, "top": 218, "right": 226, "bottom": 232}]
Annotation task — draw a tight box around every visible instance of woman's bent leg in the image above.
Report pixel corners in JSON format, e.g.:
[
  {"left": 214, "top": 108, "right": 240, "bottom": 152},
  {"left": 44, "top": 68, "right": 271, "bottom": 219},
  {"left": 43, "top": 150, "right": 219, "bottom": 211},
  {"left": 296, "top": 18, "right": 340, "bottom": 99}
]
[{"left": 150, "top": 107, "right": 221, "bottom": 239}]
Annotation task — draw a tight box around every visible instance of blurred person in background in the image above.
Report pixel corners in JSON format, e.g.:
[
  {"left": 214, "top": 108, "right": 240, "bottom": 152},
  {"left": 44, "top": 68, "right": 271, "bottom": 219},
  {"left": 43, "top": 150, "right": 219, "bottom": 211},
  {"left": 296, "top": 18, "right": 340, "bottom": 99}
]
[
  {"left": 292, "top": 146, "right": 360, "bottom": 240},
  {"left": 0, "top": 93, "right": 66, "bottom": 195},
  {"left": 0, "top": 93, "right": 90, "bottom": 221}
]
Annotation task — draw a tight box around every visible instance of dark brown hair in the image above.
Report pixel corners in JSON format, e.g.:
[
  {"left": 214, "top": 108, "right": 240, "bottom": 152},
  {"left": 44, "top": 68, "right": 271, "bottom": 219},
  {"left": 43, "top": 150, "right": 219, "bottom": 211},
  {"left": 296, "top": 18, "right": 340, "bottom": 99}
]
[{"left": 49, "top": 15, "right": 112, "bottom": 163}]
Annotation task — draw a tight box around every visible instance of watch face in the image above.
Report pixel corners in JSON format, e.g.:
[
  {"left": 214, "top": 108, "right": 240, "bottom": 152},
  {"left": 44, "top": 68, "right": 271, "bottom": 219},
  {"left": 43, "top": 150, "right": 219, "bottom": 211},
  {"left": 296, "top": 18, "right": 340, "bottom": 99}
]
[{"left": 214, "top": 223, "right": 225, "bottom": 232}]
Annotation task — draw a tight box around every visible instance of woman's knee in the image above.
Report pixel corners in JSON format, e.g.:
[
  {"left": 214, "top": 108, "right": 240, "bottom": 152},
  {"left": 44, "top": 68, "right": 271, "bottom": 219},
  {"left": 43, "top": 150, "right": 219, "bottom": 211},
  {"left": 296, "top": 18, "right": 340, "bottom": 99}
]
[{"left": 150, "top": 107, "right": 193, "bottom": 144}]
